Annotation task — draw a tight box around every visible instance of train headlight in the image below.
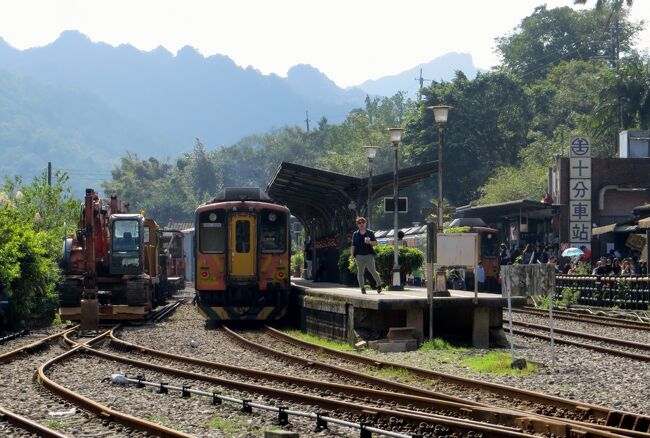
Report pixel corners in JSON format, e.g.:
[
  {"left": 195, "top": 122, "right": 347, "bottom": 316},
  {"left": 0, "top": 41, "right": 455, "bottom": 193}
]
[
  {"left": 268, "top": 212, "right": 277, "bottom": 222},
  {"left": 209, "top": 213, "right": 217, "bottom": 221}
]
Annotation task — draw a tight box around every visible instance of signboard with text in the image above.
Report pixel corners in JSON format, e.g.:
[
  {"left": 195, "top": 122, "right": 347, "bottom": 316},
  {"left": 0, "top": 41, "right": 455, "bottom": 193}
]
[{"left": 569, "top": 137, "right": 592, "bottom": 248}]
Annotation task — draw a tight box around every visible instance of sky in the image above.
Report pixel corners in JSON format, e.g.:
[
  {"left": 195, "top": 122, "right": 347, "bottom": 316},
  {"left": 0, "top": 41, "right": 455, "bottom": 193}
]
[{"left": 0, "top": 0, "right": 649, "bottom": 88}]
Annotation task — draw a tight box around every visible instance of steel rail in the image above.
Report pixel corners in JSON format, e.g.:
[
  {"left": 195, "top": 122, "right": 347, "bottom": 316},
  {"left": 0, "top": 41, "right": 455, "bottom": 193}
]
[
  {"left": 509, "top": 320, "right": 650, "bottom": 351},
  {"left": 37, "top": 329, "right": 192, "bottom": 438},
  {"left": 148, "top": 298, "right": 186, "bottom": 322},
  {"left": 517, "top": 307, "right": 650, "bottom": 331},
  {"left": 106, "top": 328, "right": 573, "bottom": 434},
  {"left": 78, "top": 345, "right": 558, "bottom": 438},
  {"left": 109, "top": 327, "right": 478, "bottom": 405},
  {"left": 260, "top": 325, "right": 650, "bottom": 435},
  {"left": 509, "top": 326, "right": 650, "bottom": 363},
  {"left": 0, "top": 325, "right": 78, "bottom": 363},
  {"left": 0, "top": 405, "right": 70, "bottom": 438}
]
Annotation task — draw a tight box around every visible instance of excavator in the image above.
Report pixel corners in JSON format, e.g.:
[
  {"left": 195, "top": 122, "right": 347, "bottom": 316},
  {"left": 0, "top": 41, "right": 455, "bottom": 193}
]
[{"left": 58, "top": 189, "right": 167, "bottom": 323}]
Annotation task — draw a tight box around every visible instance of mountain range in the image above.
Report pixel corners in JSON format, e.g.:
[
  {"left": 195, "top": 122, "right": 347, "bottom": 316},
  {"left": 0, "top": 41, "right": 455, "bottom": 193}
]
[{"left": 0, "top": 30, "right": 480, "bottom": 191}]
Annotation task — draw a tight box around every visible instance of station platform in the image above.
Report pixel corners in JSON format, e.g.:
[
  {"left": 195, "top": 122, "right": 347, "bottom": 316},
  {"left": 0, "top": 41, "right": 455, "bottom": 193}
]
[{"left": 291, "top": 279, "right": 527, "bottom": 348}]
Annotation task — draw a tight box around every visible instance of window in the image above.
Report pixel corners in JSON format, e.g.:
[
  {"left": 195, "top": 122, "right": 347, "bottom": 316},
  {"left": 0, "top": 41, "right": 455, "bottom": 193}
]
[
  {"left": 112, "top": 220, "right": 140, "bottom": 252},
  {"left": 260, "top": 209, "right": 286, "bottom": 253},
  {"left": 236, "top": 220, "right": 250, "bottom": 253},
  {"left": 199, "top": 210, "right": 226, "bottom": 253}
]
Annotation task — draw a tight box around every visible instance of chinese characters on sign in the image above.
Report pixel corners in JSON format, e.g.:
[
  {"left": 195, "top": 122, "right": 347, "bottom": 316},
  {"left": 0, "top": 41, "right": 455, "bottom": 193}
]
[{"left": 569, "top": 137, "right": 592, "bottom": 248}]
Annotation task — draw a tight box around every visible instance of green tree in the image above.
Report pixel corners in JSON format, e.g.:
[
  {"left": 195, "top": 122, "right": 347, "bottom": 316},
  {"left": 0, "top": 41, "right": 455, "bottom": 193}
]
[
  {"left": 497, "top": 4, "right": 640, "bottom": 83},
  {"left": 404, "top": 71, "right": 532, "bottom": 206},
  {"left": 588, "top": 55, "right": 650, "bottom": 149},
  {"left": 0, "top": 173, "right": 77, "bottom": 327}
]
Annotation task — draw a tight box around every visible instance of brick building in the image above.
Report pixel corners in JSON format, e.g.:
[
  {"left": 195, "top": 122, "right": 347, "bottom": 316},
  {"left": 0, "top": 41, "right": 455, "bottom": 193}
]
[{"left": 552, "top": 156, "right": 650, "bottom": 256}]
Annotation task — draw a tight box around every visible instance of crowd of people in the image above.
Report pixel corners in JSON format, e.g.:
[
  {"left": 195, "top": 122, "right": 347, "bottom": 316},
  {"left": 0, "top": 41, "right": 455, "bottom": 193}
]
[{"left": 498, "top": 242, "right": 648, "bottom": 276}]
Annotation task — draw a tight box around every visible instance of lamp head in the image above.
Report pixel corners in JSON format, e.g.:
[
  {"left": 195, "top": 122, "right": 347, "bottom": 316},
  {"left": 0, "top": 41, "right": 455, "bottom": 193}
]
[
  {"left": 363, "top": 145, "right": 379, "bottom": 160},
  {"left": 386, "top": 128, "right": 405, "bottom": 145},
  {"left": 428, "top": 105, "right": 451, "bottom": 125}
]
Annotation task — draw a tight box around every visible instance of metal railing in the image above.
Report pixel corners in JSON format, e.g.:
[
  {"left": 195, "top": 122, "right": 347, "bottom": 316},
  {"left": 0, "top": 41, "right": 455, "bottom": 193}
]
[{"left": 555, "top": 274, "right": 650, "bottom": 309}]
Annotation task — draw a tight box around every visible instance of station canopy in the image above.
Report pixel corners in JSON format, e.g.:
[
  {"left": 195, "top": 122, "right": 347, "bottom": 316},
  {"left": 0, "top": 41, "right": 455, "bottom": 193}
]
[
  {"left": 266, "top": 161, "right": 437, "bottom": 237},
  {"left": 455, "top": 199, "right": 556, "bottom": 221}
]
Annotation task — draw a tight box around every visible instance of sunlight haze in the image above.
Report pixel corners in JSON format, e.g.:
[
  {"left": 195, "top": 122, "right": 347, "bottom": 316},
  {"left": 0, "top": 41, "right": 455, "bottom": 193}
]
[{"left": 0, "top": 0, "right": 649, "bottom": 87}]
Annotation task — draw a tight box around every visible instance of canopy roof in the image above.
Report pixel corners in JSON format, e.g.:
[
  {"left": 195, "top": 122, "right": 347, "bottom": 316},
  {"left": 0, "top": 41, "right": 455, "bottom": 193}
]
[
  {"left": 455, "top": 199, "right": 556, "bottom": 220},
  {"left": 266, "top": 161, "right": 437, "bottom": 238}
]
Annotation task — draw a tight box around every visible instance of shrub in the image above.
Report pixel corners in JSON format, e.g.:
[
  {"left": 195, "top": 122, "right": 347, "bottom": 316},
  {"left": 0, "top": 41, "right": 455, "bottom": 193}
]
[
  {"left": 290, "top": 252, "right": 304, "bottom": 275},
  {"left": 340, "top": 245, "right": 425, "bottom": 285}
]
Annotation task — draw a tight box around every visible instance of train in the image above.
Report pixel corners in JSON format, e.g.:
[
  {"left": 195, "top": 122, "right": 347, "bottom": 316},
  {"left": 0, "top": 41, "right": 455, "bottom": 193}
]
[
  {"left": 160, "top": 229, "right": 187, "bottom": 293},
  {"left": 194, "top": 188, "right": 291, "bottom": 321}
]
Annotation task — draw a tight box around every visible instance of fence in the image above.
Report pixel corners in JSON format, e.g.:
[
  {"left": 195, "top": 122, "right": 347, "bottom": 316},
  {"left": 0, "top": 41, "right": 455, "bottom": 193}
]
[
  {"left": 555, "top": 275, "right": 650, "bottom": 309},
  {"left": 500, "top": 265, "right": 556, "bottom": 298}
]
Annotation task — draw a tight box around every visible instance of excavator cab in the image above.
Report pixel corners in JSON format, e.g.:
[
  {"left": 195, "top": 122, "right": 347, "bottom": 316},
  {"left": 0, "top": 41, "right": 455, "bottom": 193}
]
[{"left": 110, "top": 214, "right": 145, "bottom": 275}]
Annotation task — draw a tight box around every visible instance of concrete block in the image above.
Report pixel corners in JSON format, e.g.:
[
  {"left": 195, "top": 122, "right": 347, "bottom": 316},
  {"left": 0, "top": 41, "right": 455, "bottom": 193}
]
[
  {"left": 472, "top": 307, "right": 490, "bottom": 349},
  {"left": 387, "top": 326, "right": 416, "bottom": 341},
  {"left": 376, "top": 342, "right": 408, "bottom": 353},
  {"left": 368, "top": 338, "right": 389, "bottom": 349},
  {"left": 264, "top": 431, "right": 299, "bottom": 438},
  {"left": 375, "top": 339, "right": 419, "bottom": 353}
]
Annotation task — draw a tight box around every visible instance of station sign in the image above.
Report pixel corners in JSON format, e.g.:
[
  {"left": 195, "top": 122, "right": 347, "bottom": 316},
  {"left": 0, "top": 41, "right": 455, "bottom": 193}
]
[
  {"left": 568, "top": 137, "right": 592, "bottom": 249},
  {"left": 384, "top": 197, "right": 408, "bottom": 213}
]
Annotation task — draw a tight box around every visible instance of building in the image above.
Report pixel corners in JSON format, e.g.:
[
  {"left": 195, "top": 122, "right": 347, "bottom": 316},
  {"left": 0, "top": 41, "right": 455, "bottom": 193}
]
[{"left": 550, "top": 135, "right": 650, "bottom": 257}]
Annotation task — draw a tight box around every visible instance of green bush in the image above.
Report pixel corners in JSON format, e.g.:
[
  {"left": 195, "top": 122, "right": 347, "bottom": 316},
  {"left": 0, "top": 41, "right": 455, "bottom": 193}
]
[
  {"left": 0, "top": 172, "right": 78, "bottom": 328},
  {"left": 340, "top": 245, "right": 425, "bottom": 285},
  {"left": 0, "top": 207, "right": 60, "bottom": 327},
  {"left": 291, "top": 252, "right": 304, "bottom": 274},
  {"left": 560, "top": 287, "right": 580, "bottom": 307}
]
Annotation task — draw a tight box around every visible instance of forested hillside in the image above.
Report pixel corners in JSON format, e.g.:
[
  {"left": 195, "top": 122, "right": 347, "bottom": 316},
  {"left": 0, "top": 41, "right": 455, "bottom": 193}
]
[{"left": 0, "top": 70, "right": 160, "bottom": 190}]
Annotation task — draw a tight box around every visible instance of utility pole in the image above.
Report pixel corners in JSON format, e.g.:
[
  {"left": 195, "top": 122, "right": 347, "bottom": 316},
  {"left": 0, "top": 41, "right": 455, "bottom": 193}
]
[
  {"left": 47, "top": 162, "right": 52, "bottom": 186},
  {"left": 304, "top": 110, "right": 311, "bottom": 133},
  {"left": 414, "top": 68, "right": 433, "bottom": 101}
]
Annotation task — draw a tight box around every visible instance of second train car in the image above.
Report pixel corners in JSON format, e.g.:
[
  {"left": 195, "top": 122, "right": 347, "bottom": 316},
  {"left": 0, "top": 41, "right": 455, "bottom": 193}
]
[{"left": 194, "top": 188, "right": 290, "bottom": 320}]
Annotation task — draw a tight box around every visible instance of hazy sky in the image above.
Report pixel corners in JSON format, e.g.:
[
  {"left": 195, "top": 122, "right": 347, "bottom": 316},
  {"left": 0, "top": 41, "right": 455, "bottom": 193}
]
[{"left": 0, "top": 0, "right": 648, "bottom": 87}]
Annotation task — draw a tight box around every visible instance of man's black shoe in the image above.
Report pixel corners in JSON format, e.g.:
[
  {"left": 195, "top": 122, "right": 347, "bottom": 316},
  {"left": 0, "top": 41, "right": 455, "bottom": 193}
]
[
  {"left": 377, "top": 285, "right": 382, "bottom": 294},
  {"left": 361, "top": 288, "right": 367, "bottom": 294}
]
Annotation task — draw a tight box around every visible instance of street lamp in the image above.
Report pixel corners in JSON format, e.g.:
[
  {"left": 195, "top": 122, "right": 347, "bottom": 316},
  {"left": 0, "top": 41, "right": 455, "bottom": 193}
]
[
  {"left": 428, "top": 105, "right": 451, "bottom": 230},
  {"left": 363, "top": 145, "right": 379, "bottom": 227},
  {"left": 387, "top": 128, "right": 405, "bottom": 291}
]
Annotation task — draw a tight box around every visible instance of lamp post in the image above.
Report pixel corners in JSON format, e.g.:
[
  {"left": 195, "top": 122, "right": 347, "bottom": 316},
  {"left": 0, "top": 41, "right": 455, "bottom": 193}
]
[
  {"left": 363, "top": 145, "right": 379, "bottom": 227},
  {"left": 428, "top": 105, "right": 451, "bottom": 230},
  {"left": 387, "top": 128, "right": 405, "bottom": 291}
]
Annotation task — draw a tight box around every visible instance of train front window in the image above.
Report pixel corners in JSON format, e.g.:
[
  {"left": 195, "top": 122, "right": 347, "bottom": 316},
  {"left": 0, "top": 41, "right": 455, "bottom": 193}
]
[
  {"left": 199, "top": 210, "right": 226, "bottom": 253},
  {"left": 236, "top": 220, "right": 250, "bottom": 253},
  {"left": 260, "top": 209, "right": 286, "bottom": 253}
]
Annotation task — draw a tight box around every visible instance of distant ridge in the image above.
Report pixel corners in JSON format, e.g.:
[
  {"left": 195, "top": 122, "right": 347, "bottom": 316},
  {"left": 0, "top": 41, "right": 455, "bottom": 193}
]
[
  {"left": 357, "top": 52, "right": 483, "bottom": 98},
  {"left": 0, "top": 31, "right": 483, "bottom": 192},
  {"left": 0, "top": 30, "right": 364, "bottom": 153}
]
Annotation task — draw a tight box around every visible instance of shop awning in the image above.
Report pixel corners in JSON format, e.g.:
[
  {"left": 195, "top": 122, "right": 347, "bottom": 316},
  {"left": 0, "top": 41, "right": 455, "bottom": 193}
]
[
  {"left": 455, "top": 199, "right": 556, "bottom": 220},
  {"left": 592, "top": 223, "right": 638, "bottom": 235}
]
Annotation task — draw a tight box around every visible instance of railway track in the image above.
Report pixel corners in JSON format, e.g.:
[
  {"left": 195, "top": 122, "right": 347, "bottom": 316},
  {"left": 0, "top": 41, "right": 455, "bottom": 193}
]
[
  {"left": 507, "top": 320, "right": 650, "bottom": 361},
  {"left": 244, "top": 325, "right": 650, "bottom": 437},
  {"left": 515, "top": 307, "right": 650, "bottom": 331},
  {"left": 0, "top": 404, "right": 69, "bottom": 437},
  {"left": 0, "top": 326, "right": 156, "bottom": 437},
  {"left": 97, "top": 326, "right": 633, "bottom": 437},
  {"left": 0, "top": 301, "right": 193, "bottom": 438}
]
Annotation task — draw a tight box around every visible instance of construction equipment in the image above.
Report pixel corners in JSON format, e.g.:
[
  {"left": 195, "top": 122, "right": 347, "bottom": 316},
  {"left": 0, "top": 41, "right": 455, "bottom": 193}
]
[{"left": 59, "top": 189, "right": 163, "bottom": 321}]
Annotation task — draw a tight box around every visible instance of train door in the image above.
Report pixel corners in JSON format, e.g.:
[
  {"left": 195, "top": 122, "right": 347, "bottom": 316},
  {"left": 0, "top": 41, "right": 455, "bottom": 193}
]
[{"left": 229, "top": 214, "right": 257, "bottom": 277}]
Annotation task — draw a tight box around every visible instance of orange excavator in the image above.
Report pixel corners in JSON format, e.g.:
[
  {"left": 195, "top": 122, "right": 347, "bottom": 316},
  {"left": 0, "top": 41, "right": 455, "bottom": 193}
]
[{"left": 59, "top": 189, "right": 167, "bottom": 322}]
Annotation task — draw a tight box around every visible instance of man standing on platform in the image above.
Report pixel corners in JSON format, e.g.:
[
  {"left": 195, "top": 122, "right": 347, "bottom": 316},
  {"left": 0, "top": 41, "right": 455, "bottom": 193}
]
[{"left": 351, "top": 217, "right": 383, "bottom": 294}]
